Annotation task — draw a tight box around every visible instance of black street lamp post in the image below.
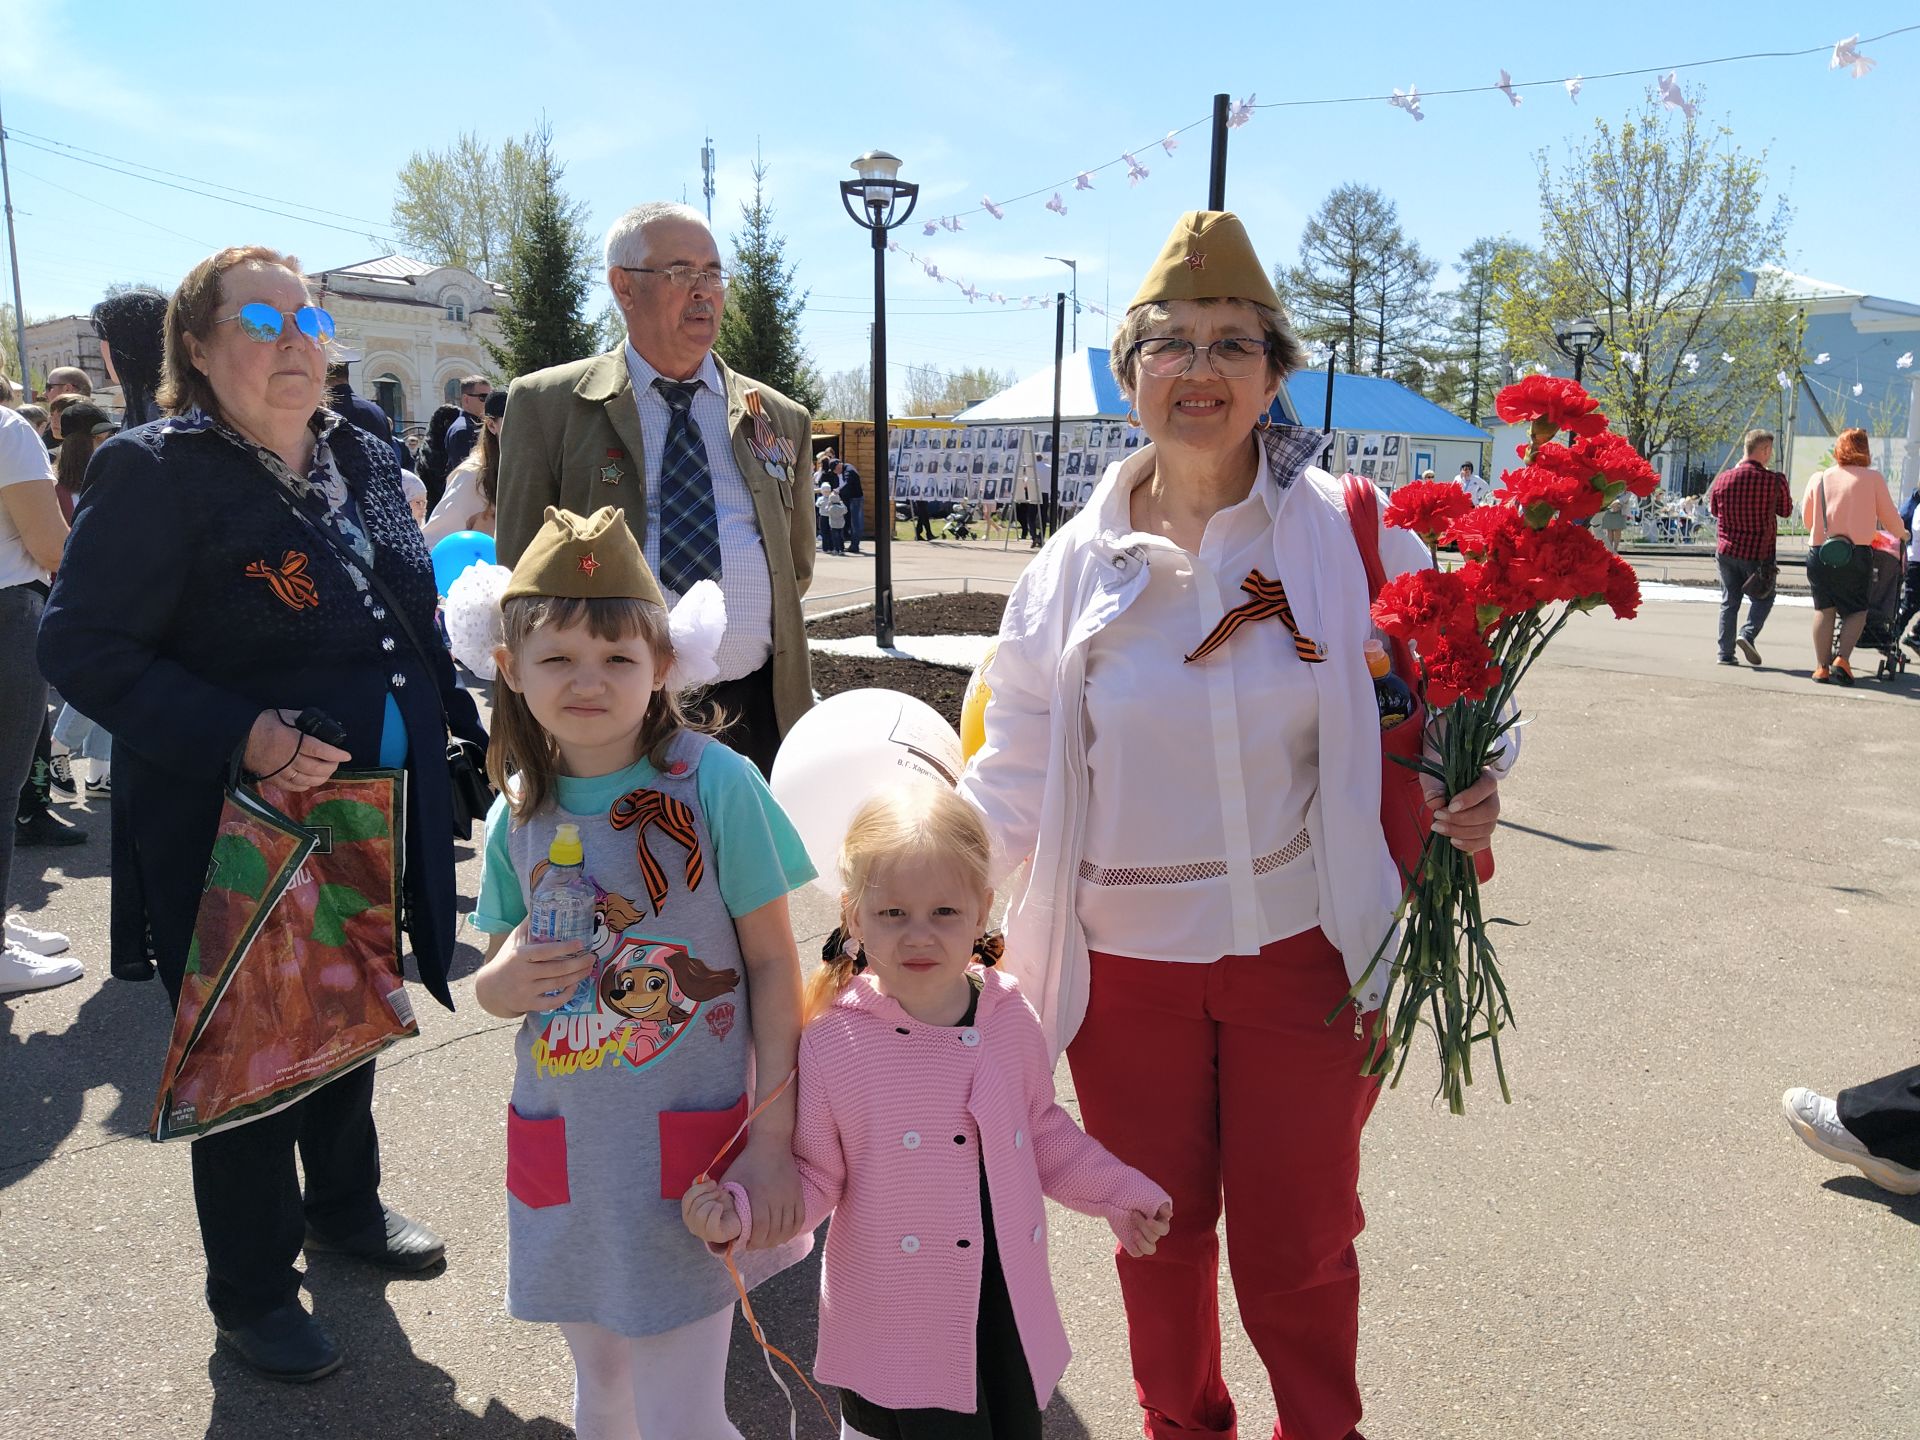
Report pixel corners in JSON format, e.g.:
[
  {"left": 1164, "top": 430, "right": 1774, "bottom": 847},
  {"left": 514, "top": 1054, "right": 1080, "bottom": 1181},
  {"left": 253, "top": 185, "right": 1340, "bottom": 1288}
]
[
  {"left": 1553, "top": 316, "right": 1605, "bottom": 385},
  {"left": 839, "top": 151, "right": 919, "bottom": 649}
]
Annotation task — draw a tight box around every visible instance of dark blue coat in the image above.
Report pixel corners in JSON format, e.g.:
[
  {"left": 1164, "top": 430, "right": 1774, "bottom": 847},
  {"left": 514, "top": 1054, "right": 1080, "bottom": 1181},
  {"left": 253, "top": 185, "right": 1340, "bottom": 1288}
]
[{"left": 37, "top": 416, "right": 483, "bottom": 1008}]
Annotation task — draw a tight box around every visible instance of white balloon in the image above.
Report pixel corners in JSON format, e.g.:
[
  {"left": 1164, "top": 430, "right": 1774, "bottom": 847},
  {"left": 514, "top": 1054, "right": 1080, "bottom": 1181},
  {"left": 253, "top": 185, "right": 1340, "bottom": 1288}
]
[{"left": 771, "top": 689, "right": 964, "bottom": 894}]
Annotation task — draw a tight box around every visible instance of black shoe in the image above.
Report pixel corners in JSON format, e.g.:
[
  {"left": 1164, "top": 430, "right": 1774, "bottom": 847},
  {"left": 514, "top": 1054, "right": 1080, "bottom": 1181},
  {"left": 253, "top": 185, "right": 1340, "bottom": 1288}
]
[
  {"left": 305, "top": 1206, "right": 445, "bottom": 1271},
  {"left": 216, "top": 1301, "right": 343, "bottom": 1383},
  {"left": 47, "top": 754, "right": 76, "bottom": 797},
  {"left": 1717, "top": 656, "right": 1738, "bottom": 666},
  {"left": 16, "top": 807, "right": 88, "bottom": 847},
  {"left": 1736, "top": 637, "right": 1762, "bottom": 666}
]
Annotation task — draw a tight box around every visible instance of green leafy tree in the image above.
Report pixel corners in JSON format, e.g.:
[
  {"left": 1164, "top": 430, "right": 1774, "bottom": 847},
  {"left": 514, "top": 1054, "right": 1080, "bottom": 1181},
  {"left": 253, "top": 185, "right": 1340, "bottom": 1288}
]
[
  {"left": 391, "top": 130, "right": 541, "bottom": 280},
  {"left": 1281, "top": 184, "right": 1436, "bottom": 379},
  {"left": 1500, "top": 90, "right": 1800, "bottom": 465},
  {"left": 485, "top": 130, "right": 597, "bottom": 378},
  {"left": 714, "top": 163, "right": 823, "bottom": 412}
]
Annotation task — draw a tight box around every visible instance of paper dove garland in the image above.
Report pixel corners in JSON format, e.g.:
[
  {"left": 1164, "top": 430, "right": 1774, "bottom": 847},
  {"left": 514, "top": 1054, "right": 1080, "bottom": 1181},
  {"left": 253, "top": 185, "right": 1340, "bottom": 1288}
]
[
  {"left": 1123, "top": 153, "right": 1150, "bottom": 185},
  {"left": 1390, "top": 86, "right": 1425, "bottom": 122},
  {"left": 1073, "top": 171, "right": 1095, "bottom": 190},
  {"left": 1658, "top": 72, "right": 1698, "bottom": 119},
  {"left": 1226, "top": 94, "right": 1256, "bottom": 128},
  {"left": 941, "top": 215, "right": 963, "bottom": 233},
  {"left": 1852, "top": 382, "right": 1865, "bottom": 396},
  {"left": 1900, "top": 352, "right": 1915, "bottom": 370},
  {"left": 1497, "top": 69, "right": 1523, "bottom": 107},
  {"left": 1721, "top": 352, "right": 1735, "bottom": 364},
  {"left": 1814, "top": 352, "right": 1830, "bottom": 365},
  {"left": 981, "top": 196, "right": 1004, "bottom": 220},
  {"left": 1776, "top": 371, "right": 1792, "bottom": 390},
  {"left": 1566, "top": 75, "right": 1583, "bottom": 103},
  {"left": 1682, "top": 352, "right": 1700, "bottom": 374},
  {"left": 960, "top": 282, "right": 980, "bottom": 303},
  {"left": 1831, "top": 35, "right": 1877, "bottom": 79},
  {"left": 1618, "top": 350, "right": 1642, "bottom": 375},
  {"left": 922, "top": 221, "right": 938, "bottom": 237},
  {"left": 1045, "top": 192, "right": 1067, "bottom": 217},
  {"left": 1160, "top": 131, "right": 1180, "bottom": 157}
]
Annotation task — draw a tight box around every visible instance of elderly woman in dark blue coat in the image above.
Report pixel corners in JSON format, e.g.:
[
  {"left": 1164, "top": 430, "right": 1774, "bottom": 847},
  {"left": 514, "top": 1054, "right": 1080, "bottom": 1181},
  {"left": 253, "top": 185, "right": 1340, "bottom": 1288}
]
[{"left": 37, "top": 245, "right": 484, "bottom": 1383}]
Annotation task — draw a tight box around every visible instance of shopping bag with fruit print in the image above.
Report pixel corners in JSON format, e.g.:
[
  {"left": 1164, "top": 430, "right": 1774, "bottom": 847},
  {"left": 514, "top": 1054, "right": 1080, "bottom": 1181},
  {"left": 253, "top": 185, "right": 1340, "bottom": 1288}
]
[{"left": 151, "top": 771, "right": 416, "bottom": 1141}]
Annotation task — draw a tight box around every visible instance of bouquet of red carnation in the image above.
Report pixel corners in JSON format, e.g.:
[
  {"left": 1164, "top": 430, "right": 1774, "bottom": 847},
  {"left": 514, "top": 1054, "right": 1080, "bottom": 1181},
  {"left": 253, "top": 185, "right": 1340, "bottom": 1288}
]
[{"left": 1334, "top": 376, "right": 1658, "bottom": 1113}]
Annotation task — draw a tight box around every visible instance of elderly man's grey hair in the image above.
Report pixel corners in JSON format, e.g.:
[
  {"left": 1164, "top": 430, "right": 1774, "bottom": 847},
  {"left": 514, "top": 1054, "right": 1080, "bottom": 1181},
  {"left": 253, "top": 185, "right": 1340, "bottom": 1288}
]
[
  {"left": 1109, "top": 298, "right": 1308, "bottom": 397},
  {"left": 604, "top": 202, "right": 714, "bottom": 271}
]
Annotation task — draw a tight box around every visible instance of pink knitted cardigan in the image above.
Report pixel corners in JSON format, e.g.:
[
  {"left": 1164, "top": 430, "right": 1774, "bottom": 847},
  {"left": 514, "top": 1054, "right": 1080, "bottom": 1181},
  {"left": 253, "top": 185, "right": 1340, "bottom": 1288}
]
[{"left": 764, "top": 966, "right": 1170, "bottom": 1414}]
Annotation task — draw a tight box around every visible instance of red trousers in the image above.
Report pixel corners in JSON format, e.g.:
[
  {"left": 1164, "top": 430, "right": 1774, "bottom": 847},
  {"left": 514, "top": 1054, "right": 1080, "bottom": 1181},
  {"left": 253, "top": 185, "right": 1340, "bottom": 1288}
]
[{"left": 1067, "top": 931, "right": 1381, "bottom": 1440}]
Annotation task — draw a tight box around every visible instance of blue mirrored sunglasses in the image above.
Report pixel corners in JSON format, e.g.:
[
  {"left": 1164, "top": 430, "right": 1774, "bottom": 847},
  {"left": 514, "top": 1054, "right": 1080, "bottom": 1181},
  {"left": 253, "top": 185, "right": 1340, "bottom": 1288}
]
[{"left": 215, "top": 302, "right": 336, "bottom": 345}]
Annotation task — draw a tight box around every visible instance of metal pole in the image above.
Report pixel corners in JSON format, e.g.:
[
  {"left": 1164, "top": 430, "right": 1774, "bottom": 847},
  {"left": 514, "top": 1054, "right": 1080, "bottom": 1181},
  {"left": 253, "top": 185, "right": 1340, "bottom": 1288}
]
[
  {"left": 1070, "top": 268, "right": 1077, "bottom": 353},
  {"left": 1208, "top": 93, "right": 1229, "bottom": 209},
  {"left": 871, "top": 222, "right": 894, "bottom": 648},
  {"left": 1048, "top": 293, "right": 1065, "bottom": 537},
  {"left": 1321, "top": 342, "right": 1338, "bottom": 470},
  {"left": 1573, "top": 348, "right": 1585, "bottom": 386},
  {"left": 0, "top": 88, "right": 29, "bottom": 393}
]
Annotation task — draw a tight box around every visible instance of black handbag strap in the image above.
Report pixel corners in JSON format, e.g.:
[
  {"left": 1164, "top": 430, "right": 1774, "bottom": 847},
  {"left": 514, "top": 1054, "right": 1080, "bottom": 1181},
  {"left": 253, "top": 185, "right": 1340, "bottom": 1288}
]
[{"left": 269, "top": 487, "right": 456, "bottom": 741}]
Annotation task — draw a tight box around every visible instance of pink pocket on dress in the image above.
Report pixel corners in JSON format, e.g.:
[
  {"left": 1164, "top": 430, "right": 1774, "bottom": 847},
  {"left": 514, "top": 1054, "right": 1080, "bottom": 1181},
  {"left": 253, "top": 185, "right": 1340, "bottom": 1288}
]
[
  {"left": 506, "top": 1104, "right": 571, "bottom": 1208},
  {"left": 657, "top": 1092, "right": 750, "bottom": 1200}
]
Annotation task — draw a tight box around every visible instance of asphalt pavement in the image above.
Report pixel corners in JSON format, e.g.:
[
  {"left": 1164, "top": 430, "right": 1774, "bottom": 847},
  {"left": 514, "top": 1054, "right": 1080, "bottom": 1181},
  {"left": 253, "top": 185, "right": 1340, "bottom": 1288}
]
[{"left": 4, "top": 557, "right": 1915, "bottom": 1440}]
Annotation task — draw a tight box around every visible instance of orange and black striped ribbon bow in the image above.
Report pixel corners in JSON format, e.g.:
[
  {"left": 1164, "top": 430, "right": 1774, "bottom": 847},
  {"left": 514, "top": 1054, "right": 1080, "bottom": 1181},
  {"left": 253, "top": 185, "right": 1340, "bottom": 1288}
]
[
  {"left": 1184, "top": 568, "right": 1327, "bottom": 665},
  {"left": 608, "top": 787, "right": 705, "bottom": 915}
]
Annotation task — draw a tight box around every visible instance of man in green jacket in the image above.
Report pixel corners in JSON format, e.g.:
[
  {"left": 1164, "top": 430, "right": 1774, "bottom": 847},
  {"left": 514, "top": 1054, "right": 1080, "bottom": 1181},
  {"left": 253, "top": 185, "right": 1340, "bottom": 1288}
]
[{"left": 496, "top": 201, "right": 814, "bottom": 775}]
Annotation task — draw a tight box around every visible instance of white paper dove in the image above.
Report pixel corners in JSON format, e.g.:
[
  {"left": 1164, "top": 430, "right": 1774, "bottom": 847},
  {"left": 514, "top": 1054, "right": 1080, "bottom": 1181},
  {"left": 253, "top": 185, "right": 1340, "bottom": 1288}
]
[
  {"left": 1776, "top": 371, "right": 1792, "bottom": 389},
  {"left": 1227, "top": 94, "right": 1256, "bottom": 128},
  {"left": 1721, "top": 352, "right": 1736, "bottom": 364},
  {"left": 960, "top": 282, "right": 980, "bottom": 304},
  {"left": 1658, "top": 72, "right": 1698, "bottom": 119},
  {"left": 941, "top": 215, "right": 963, "bottom": 233},
  {"left": 1566, "top": 75, "right": 1583, "bottom": 103},
  {"left": 1618, "top": 351, "right": 1642, "bottom": 375},
  {"left": 1045, "top": 192, "right": 1068, "bottom": 217},
  {"left": 664, "top": 580, "right": 726, "bottom": 693},
  {"left": 922, "top": 221, "right": 938, "bottom": 237},
  {"left": 1123, "top": 153, "right": 1150, "bottom": 185},
  {"left": 1682, "top": 352, "right": 1700, "bottom": 374},
  {"left": 443, "top": 562, "right": 512, "bottom": 681},
  {"left": 1497, "top": 69, "right": 1523, "bottom": 107},
  {"left": 1074, "top": 171, "right": 1095, "bottom": 191},
  {"left": 1815, "top": 352, "right": 1830, "bottom": 365},
  {"left": 1831, "top": 35, "right": 1877, "bottom": 79},
  {"left": 1900, "top": 352, "right": 1915, "bottom": 370},
  {"left": 981, "top": 196, "right": 1004, "bottom": 220},
  {"left": 1390, "top": 86, "right": 1425, "bottom": 122},
  {"left": 1852, "top": 382, "right": 1865, "bottom": 396}
]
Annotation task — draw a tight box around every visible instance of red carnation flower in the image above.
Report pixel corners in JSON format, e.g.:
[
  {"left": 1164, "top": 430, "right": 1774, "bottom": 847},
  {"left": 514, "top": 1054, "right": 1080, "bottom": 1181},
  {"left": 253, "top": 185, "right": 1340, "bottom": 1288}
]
[
  {"left": 1383, "top": 480, "right": 1475, "bottom": 543},
  {"left": 1421, "top": 631, "right": 1504, "bottom": 708},
  {"left": 1510, "top": 518, "right": 1614, "bottom": 604},
  {"left": 1573, "top": 432, "right": 1661, "bottom": 498},
  {"left": 1441, "top": 505, "right": 1526, "bottom": 559},
  {"left": 1495, "top": 375, "right": 1609, "bottom": 439},
  {"left": 1495, "top": 465, "right": 1605, "bottom": 525},
  {"left": 1454, "top": 557, "right": 1536, "bottom": 620},
  {"left": 1372, "top": 568, "right": 1476, "bottom": 649},
  {"left": 1602, "top": 552, "right": 1642, "bottom": 619}
]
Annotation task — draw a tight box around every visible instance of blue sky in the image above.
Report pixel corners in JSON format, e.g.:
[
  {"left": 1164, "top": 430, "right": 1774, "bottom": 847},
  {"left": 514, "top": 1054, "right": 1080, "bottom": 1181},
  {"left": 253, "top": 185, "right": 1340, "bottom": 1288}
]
[{"left": 2, "top": 1, "right": 1914, "bottom": 391}]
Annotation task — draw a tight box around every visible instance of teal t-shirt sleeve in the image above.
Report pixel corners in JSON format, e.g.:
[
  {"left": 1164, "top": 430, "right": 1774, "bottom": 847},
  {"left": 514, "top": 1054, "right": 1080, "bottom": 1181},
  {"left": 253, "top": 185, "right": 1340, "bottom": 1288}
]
[
  {"left": 472, "top": 793, "right": 526, "bottom": 934},
  {"left": 699, "top": 742, "right": 818, "bottom": 917}
]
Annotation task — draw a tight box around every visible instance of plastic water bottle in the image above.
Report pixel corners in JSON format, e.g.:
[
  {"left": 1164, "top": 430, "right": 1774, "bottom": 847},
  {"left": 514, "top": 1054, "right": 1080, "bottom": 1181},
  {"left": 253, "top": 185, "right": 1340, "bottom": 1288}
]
[
  {"left": 528, "top": 823, "right": 597, "bottom": 1012},
  {"left": 1365, "top": 639, "right": 1416, "bottom": 731}
]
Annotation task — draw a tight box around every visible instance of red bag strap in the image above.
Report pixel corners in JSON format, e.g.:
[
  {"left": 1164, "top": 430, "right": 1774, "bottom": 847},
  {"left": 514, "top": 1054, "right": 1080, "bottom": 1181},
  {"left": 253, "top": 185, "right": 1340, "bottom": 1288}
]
[{"left": 1342, "top": 475, "right": 1416, "bottom": 678}]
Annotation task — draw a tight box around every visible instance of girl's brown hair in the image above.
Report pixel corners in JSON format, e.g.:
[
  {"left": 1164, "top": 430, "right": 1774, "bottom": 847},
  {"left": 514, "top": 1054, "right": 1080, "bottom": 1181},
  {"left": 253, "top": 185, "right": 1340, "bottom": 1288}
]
[
  {"left": 802, "top": 782, "right": 994, "bottom": 1024},
  {"left": 54, "top": 405, "right": 112, "bottom": 493},
  {"left": 488, "top": 594, "right": 711, "bottom": 820},
  {"left": 158, "top": 245, "right": 305, "bottom": 418},
  {"left": 1833, "top": 427, "right": 1872, "bottom": 468}
]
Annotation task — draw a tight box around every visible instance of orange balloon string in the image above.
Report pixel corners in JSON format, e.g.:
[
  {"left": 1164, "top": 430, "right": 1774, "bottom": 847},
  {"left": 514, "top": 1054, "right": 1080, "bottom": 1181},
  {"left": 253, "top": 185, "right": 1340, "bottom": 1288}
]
[{"left": 696, "top": 1068, "right": 833, "bottom": 1434}]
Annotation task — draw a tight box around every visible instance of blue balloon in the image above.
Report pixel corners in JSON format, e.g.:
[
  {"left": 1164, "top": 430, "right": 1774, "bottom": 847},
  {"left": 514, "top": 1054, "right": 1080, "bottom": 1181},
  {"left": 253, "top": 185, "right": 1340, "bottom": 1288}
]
[{"left": 431, "top": 530, "right": 496, "bottom": 597}]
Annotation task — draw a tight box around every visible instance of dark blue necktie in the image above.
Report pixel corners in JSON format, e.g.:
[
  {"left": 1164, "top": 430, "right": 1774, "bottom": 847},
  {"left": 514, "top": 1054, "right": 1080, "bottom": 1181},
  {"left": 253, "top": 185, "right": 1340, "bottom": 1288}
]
[{"left": 653, "top": 379, "right": 722, "bottom": 594}]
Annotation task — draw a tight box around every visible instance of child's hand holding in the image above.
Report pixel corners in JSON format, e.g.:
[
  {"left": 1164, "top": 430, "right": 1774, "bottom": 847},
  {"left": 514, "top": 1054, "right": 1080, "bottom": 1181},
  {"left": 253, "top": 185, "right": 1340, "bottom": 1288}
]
[
  {"left": 473, "top": 925, "right": 597, "bottom": 1019},
  {"left": 681, "top": 1178, "right": 744, "bottom": 1245},
  {"left": 1112, "top": 1200, "right": 1173, "bottom": 1258},
  {"left": 727, "top": 1142, "right": 804, "bottom": 1250}
]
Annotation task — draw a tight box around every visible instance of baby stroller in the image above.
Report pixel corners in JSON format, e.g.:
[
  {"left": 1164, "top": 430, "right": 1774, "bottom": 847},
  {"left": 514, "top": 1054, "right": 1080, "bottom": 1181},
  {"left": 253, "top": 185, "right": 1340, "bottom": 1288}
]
[
  {"left": 942, "top": 499, "right": 979, "bottom": 541},
  {"left": 1861, "top": 543, "right": 1909, "bottom": 680}
]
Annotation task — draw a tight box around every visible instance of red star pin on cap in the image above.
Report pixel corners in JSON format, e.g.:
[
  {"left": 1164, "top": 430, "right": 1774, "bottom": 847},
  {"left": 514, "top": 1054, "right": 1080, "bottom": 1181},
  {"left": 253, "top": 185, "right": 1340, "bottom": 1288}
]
[
  {"left": 578, "top": 553, "right": 601, "bottom": 577},
  {"left": 1185, "top": 253, "right": 1206, "bottom": 270}
]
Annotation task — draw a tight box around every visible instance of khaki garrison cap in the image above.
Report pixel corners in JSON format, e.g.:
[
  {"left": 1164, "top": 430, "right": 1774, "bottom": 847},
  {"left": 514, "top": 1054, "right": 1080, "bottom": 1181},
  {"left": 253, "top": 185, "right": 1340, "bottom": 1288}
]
[
  {"left": 503, "top": 506, "right": 666, "bottom": 606},
  {"left": 1129, "top": 210, "right": 1281, "bottom": 312}
]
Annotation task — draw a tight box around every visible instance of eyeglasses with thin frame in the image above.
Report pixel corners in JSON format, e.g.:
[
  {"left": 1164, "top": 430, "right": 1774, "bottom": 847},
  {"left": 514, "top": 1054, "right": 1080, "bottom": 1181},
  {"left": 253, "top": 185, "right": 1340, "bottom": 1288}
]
[
  {"left": 615, "top": 264, "right": 728, "bottom": 290},
  {"left": 214, "top": 302, "right": 336, "bottom": 346},
  {"left": 1132, "top": 336, "right": 1271, "bottom": 379}
]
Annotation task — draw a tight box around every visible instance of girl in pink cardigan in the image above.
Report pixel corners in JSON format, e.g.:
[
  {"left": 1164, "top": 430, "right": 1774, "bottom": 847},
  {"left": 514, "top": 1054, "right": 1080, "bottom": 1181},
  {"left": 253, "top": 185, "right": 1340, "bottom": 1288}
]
[{"left": 684, "top": 782, "right": 1172, "bottom": 1439}]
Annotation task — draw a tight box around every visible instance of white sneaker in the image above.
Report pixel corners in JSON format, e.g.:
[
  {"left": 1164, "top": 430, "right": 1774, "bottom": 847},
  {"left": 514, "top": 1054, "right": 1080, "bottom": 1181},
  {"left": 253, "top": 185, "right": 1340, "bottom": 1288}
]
[
  {"left": 1782, "top": 1087, "right": 1920, "bottom": 1195},
  {"left": 0, "top": 941, "right": 84, "bottom": 996},
  {"left": 4, "top": 914, "right": 69, "bottom": 955}
]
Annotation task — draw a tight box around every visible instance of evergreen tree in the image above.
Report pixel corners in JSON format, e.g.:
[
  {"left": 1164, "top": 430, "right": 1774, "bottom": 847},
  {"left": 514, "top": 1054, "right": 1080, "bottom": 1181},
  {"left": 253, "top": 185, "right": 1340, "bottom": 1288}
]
[
  {"left": 715, "top": 162, "right": 824, "bottom": 412},
  {"left": 1428, "top": 238, "right": 1529, "bottom": 425},
  {"left": 1281, "top": 184, "right": 1435, "bottom": 379},
  {"left": 486, "top": 127, "right": 597, "bottom": 378}
]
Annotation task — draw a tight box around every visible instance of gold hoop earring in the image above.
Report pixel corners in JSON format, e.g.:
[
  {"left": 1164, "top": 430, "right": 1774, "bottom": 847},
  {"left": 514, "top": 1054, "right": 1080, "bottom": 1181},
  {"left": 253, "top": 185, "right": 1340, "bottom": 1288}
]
[
  {"left": 1255, "top": 411, "right": 1273, "bottom": 432},
  {"left": 1126, "top": 408, "right": 1140, "bottom": 427}
]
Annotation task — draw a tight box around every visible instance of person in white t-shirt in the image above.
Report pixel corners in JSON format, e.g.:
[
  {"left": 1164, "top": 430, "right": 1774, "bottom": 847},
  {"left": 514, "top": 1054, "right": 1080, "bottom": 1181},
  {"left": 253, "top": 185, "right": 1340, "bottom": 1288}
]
[{"left": 0, "top": 404, "right": 83, "bottom": 992}]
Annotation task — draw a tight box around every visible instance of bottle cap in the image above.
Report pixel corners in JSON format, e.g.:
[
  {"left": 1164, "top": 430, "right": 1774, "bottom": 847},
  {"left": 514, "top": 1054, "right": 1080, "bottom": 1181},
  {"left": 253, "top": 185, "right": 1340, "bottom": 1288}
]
[
  {"left": 548, "top": 822, "right": 584, "bottom": 867},
  {"left": 1363, "top": 638, "right": 1392, "bottom": 678}
]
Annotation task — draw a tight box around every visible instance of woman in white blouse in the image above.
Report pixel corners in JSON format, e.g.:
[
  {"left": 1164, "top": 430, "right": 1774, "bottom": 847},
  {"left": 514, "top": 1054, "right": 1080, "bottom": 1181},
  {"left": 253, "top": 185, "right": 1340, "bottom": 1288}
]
[{"left": 960, "top": 212, "right": 1506, "bottom": 1440}]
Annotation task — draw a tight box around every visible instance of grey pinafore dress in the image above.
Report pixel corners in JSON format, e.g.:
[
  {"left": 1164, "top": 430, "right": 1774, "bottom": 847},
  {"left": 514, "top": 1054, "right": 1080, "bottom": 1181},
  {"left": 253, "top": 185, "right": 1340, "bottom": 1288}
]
[{"left": 501, "top": 731, "right": 808, "bottom": 1335}]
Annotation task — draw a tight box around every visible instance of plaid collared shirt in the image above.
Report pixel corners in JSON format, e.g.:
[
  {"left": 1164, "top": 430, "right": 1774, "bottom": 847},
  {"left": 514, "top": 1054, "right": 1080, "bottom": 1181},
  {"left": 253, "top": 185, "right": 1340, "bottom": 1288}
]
[{"left": 1707, "top": 457, "right": 1792, "bottom": 561}]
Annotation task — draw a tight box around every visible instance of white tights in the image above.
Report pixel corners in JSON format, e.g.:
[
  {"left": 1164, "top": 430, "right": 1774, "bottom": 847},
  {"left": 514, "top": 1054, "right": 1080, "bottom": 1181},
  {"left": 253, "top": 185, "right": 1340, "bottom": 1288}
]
[{"left": 559, "top": 1306, "right": 741, "bottom": 1440}]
